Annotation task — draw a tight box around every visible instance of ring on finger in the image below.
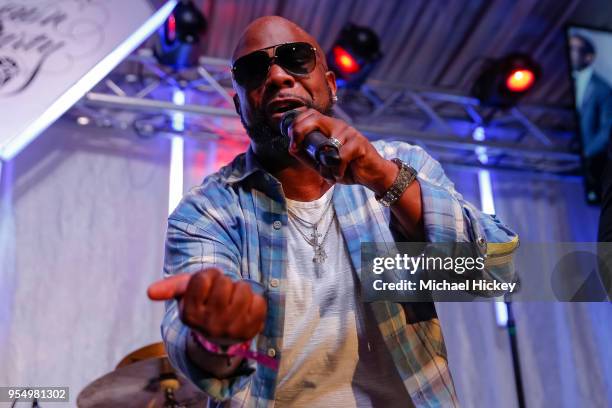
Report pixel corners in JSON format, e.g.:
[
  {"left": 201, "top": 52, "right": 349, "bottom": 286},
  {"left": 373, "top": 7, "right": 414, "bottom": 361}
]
[{"left": 329, "top": 137, "right": 343, "bottom": 149}]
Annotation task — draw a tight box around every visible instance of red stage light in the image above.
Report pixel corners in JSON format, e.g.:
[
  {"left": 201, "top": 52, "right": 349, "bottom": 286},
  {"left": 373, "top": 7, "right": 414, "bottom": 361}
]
[
  {"left": 333, "top": 46, "right": 360, "bottom": 74},
  {"left": 167, "top": 14, "right": 177, "bottom": 42},
  {"left": 506, "top": 69, "right": 535, "bottom": 92}
]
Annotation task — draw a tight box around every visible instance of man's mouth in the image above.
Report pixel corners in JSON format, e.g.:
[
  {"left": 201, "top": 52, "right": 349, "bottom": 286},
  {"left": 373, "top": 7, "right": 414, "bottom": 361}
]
[{"left": 266, "top": 98, "right": 306, "bottom": 118}]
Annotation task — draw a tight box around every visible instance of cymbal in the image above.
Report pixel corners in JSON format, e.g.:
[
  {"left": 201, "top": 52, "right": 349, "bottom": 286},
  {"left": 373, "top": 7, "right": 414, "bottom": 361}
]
[
  {"left": 116, "top": 342, "right": 167, "bottom": 369},
  {"left": 78, "top": 345, "right": 207, "bottom": 408}
]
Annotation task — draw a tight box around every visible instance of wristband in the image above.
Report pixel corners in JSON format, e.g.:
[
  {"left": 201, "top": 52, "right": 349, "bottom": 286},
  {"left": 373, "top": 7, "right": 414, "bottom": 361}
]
[{"left": 191, "top": 330, "right": 279, "bottom": 371}]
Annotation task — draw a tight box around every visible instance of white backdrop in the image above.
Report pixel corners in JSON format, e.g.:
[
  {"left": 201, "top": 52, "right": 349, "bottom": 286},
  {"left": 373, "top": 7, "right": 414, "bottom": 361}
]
[
  {"left": 437, "top": 169, "right": 610, "bottom": 408},
  {"left": 0, "top": 0, "right": 157, "bottom": 160},
  {"left": 0, "top": 119, "right": 170, "bottom": 407}
]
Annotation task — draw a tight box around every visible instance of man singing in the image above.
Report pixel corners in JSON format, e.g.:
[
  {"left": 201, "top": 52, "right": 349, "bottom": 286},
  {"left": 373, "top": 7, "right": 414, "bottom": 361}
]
[{"left": 148, "top": 16, "right": 518, "bottom": 407}]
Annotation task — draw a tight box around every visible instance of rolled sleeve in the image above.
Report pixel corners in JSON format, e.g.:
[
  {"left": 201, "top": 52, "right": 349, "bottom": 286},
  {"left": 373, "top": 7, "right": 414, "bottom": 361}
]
[
  {"left": 160, "top": 184, "right": 255, "bottom": 401},
  {"left": 376, "top": 141, "right": 519, "bottom": 293},
  {"left": 162, "top": 298, "right": 254, "bottom": 401}
]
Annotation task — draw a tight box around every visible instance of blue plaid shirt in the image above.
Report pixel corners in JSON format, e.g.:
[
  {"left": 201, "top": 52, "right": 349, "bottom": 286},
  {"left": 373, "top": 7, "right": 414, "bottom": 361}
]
[{"left": 161, "top": 140, "right": 519, "bottom": 407}]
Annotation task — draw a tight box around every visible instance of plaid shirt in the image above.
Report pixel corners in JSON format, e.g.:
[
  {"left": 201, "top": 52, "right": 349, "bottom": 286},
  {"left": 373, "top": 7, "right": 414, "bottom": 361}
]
[{"left": 161, "top": 140, "right": 519, "bottom": 407}]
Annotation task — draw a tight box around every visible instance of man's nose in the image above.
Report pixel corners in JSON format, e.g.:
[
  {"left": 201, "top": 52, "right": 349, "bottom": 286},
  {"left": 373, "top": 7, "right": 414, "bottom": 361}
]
[{"left": 265, "top": 63, "right": 295, "bottom": 89}]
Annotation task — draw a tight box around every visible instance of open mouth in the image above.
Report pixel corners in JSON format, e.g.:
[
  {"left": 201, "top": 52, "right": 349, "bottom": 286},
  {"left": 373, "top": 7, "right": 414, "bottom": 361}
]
[{"left": 266, "top": 98, "right": 306, "bottom": 117}]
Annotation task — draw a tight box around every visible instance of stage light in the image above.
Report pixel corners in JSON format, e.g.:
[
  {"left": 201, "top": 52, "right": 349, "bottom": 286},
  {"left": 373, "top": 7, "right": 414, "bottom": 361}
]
[
  {"left": 506, "top": 69, "right": 535, "bottom": 92},
  {"left": 471, "top": 54, "right": 540, "bottom": 108},
  {"left": 76, "top": 116, "right": 90, "bottom": 126},
  {"left": 155, "top": 0, "right": 207, "bottom": 69},
  {"left": 472, "top": 126, "right": 486, "bottom": 141},
  {"left": 171, "top": 89, "right": 185, "bottom": 132},
  {"left": 333, "top": 46, "right": 360, "bottom": 74},
  {"left": 327, "top": 23, "right": 382, "bottom": 88},
  {"left": 167, "top": 14, "right": 177, "bottom": 43}
]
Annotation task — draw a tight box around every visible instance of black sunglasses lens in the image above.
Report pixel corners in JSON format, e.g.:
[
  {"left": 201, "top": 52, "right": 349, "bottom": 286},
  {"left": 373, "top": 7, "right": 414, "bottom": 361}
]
[
  {"left": 233, "top": 51, "right": 270, "bottom": 87},
  {"left": 277, "top": 43, "right": 316, "bottom": 75}
]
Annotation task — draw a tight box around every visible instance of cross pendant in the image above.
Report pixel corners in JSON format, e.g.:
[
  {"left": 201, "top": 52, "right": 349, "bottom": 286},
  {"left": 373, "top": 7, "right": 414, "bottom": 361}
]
[
  {"left": 310, "top": 226, "right": 322, "bottom": 246},
  {"left": 313, "top": 245, "right": 327, "bottom": 264},
  {"left": 311, "top": 225, "right": 326, "bottom": 264}
]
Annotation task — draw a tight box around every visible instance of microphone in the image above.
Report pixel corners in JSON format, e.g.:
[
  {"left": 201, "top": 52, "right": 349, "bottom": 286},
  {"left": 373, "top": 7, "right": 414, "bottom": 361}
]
[{"left": 280, "top": 110, "right": 341, "bottom": 168}]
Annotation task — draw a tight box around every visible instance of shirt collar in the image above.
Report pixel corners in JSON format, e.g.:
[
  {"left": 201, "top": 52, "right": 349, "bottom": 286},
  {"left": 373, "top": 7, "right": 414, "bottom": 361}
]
[{"left": 226, "top": 145, "right": 281, "bottom": 187}]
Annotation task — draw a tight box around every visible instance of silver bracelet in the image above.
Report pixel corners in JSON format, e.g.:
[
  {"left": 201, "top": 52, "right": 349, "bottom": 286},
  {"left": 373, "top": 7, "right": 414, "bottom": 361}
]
[{"left": 376, "top": 158, "right": 417, "bottom": 207}]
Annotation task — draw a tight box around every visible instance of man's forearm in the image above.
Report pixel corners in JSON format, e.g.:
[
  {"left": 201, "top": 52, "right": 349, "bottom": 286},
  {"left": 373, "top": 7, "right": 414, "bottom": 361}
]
[
  {"left": 185, "top": 330, "right": 245, "bottom": 379},
  {"left": 389, "top": 180, "right": 425, "bottom": 241},
  {"left": 369, "top": 159, "right": 425, "bottom": 241}
]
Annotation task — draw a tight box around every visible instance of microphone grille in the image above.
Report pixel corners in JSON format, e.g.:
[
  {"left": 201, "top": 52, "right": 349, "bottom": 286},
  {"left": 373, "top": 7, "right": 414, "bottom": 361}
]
[{"left": 280, "top": 110, "right": 300, "bottom": 138}]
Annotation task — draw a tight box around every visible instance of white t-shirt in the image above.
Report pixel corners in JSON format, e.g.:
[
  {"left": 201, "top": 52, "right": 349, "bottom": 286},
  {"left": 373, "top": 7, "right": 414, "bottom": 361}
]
[{"left": 274, "top": 185, "right": 413, "bottom": 408}]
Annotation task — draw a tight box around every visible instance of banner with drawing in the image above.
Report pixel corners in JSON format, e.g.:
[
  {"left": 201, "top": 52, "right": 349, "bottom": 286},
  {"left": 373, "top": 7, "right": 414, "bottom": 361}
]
[{"left": 0, "top": 0, "right": 163, "bottom": 160}]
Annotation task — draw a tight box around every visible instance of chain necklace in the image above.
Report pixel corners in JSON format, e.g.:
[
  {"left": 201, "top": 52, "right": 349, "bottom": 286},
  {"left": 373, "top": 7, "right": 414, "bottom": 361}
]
[{"left": 287, "top": 197, "right": 335, "bottom": 264}]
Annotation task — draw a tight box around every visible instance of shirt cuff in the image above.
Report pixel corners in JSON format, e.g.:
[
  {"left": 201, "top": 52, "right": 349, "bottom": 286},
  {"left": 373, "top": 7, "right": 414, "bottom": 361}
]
[
  {"left": 417, "top": 176, "right": 519, "bottom": 290},
  {"left": 161, "top": 300, "right": 255, "bottom": 401}
]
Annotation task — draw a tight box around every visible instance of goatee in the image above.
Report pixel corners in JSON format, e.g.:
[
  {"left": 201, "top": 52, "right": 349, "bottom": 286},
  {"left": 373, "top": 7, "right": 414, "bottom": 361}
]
[{"left": 241, "top": 91, "right": 335, "bottom": 166}]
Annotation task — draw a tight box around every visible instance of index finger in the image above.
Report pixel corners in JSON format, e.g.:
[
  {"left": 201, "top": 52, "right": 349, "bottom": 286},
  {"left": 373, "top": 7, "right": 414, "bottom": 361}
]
[
  {"left": 147, "top": 274, "right": 191, "bottom": 301},
  {"left": 290, "top": 109, "right": 340, "bottom": 141}
]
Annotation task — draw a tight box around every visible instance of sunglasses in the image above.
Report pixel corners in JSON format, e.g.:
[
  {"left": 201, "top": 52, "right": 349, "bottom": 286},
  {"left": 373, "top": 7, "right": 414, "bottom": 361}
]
[{"left": 231, "top": 42, "right": 317, "bottom": 88}]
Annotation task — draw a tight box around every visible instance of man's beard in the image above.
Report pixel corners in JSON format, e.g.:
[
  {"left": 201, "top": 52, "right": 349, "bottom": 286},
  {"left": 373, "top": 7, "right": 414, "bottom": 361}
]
[{"left": 241, "top": 88, "right": 335, "bottom": 166}]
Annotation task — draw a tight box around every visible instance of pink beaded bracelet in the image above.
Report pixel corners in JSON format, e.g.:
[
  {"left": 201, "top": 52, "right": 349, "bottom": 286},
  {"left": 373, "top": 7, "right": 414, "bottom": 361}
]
[{"left": 191, "top": 330, "right": 279, "bottom": 371}]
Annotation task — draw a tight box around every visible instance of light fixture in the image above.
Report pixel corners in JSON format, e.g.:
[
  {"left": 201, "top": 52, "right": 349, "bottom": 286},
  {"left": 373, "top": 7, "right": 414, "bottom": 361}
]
[
  {"left": 327, "top": 23, "right": 382, "bottom": 89},
  {"left": 506, "top": 69, "right": 535, "bottom": 92},
  {"left": 471, "top": 54, "right": 540, "bottom": 108},
  {"left": 76, "top": 116, "right": 90, "bottom": 126},
  {"left": 155, "top": 0, "right": 207, "bottom": 70}
]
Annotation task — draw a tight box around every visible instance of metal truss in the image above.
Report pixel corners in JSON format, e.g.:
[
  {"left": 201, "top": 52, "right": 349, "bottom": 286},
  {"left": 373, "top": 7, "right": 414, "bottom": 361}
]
[{"left": 70, "top": 48, "right": 581, "bottom": 175}]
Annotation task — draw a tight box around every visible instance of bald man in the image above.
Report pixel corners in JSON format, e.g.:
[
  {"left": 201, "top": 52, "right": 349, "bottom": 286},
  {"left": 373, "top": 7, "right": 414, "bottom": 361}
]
[{"left": 148, "top": 16, "right": 518, "bottom": 407}]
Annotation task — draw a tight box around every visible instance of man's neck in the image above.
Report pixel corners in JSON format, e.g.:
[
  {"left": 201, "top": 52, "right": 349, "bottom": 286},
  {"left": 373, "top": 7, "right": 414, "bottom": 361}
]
[
  {"left": 259, "top": 154, "right": 332, "bottom": 201},
  {"left": 275, "top": 162, "right": 333, "bottom": 201},
  {"left": 251, "top": 147, "right": 333, "bottom": 201}
]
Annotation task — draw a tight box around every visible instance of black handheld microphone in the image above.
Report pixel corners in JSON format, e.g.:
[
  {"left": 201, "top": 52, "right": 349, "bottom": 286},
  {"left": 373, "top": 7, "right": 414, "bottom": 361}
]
[{"left": 280, "top": 110, "right": 341, "bottom": 168}]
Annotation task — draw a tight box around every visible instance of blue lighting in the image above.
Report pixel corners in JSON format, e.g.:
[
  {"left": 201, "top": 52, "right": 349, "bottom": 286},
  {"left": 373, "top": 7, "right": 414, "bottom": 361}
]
[
  {"left": 473, "top": 126, "right": 507, "bottom": 326},
  {"left": 478, "top": 170, "right": 496, "bottom": 214},
  {"left": 172, "top": 89, "right": 186, "bottom": 132},
  {"left": 168, "top": 88, "right": 185, "bottom": 215},
  {"left": 494, "top": 301, "right": 509, "bottom": 327},
  {"left": 168, "top": 136, "right": 184, "bottom": 215},
  {"left": 473, "top": 126, "right": 489, "bottom": 164},
  {"left": 473, "top": 126, "right": 486, "bottom": 141}
]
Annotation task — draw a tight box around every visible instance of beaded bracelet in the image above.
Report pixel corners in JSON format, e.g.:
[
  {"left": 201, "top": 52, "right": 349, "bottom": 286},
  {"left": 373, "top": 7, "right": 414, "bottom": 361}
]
[{"left": 191, "top": 330, "right": 279, "bottom": 371}]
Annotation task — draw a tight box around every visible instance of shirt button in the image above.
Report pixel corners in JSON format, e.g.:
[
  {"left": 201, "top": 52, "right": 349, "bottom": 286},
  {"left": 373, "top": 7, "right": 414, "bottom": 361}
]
[
  {"left": 273, "top": 220, "right": 282, "bottom": 230},
  {"left": 267, "top": 348, "right": 276, "bottom": 358},
  {"left": 477, "top": 236, "right": 486, "bottom": 247},
  {"left": 269, "top": 278, "right": 279, "bottom": 288}
]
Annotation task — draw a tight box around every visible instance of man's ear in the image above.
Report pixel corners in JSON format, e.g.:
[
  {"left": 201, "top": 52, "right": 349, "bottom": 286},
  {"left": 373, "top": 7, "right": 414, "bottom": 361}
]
[
  {"left": 325, "top": 70, "right": 337, "bottom": 98},
  {"left": 233, "top": 94, "right": 242, "bottom": 116}
]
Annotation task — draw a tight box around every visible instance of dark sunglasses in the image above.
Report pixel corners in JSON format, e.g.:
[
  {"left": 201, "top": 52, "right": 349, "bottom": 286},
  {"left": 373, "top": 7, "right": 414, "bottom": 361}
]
[{"left": 231, "top": 42, "right": 317, "bottom": 88}]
